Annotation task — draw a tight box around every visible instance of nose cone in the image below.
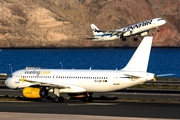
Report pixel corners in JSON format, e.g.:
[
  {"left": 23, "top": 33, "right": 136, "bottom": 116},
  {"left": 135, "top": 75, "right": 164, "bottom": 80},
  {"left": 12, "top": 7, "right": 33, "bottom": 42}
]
[
  {"left": 5, "top": 78, "right": 10, "bottom": 88},
  {"left": 5, "top": 78, "right": 14, "bottom": 89},
  {"left": 162, "top": 20, "right": 166, "bottom": 25}
]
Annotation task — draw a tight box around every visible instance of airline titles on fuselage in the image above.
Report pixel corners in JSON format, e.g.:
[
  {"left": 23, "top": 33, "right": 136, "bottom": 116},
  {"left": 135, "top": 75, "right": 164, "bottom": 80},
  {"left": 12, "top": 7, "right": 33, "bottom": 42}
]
[
  {"left": 122, "top": 19, "right": 153, "bottom": 31},
  {"left": 24, "top": 70, "right": 51, "bottom": 76}
]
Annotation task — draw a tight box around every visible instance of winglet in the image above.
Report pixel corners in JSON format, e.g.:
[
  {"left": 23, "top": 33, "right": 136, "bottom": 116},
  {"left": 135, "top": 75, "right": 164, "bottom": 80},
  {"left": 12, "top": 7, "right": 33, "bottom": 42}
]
[{"left": 122, "top": 36, "right": 153, "bottom": 72}]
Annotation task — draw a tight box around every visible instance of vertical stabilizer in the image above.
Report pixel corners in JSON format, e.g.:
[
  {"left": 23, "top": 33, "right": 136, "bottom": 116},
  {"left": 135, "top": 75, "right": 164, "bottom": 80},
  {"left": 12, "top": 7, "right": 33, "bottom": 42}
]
[
  {"left": 90, "top": 24, "right": 104, "bottom": 38},
  {"left": 122, "top": 36, "right": 153, "bottom": 72}
]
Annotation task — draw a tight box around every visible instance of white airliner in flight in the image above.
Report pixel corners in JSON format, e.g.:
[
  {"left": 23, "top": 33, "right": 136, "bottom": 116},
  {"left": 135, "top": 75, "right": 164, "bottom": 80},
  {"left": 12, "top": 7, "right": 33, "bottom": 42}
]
[
  {"left": 5, "top": 36, "right": 156, "bottom": 102},
  {"left": 90, "top": 18, "right": 166, "bottom": 41}
]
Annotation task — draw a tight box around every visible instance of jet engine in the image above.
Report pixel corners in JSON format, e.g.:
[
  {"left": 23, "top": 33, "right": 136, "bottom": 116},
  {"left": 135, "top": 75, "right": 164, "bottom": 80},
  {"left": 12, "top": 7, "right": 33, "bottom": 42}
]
[
  {"left": 123, "top": 31, "right": 131, "bottom": 37},
  {"left": 22, "top": 87, "right": 48, "bottom": 98},
  {"left": 140, "top": 31, "right": 149, "bottom": 36}
]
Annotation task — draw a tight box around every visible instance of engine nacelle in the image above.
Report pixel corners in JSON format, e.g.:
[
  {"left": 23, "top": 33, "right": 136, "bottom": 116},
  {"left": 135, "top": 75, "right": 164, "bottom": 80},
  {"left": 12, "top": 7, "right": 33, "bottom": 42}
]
[
  {"left": 123, "top": 31, "right": 131, "bottom": 37},
  {"left": 22, "top": 87, "right": 48, "bottom": 99},
  {"left": 140, "top": 31, "right": 149, "bottom": 36}
]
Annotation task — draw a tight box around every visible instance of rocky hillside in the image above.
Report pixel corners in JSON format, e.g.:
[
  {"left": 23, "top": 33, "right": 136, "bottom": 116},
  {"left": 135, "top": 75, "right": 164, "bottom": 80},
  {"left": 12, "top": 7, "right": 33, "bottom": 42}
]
[{"left": 0, "top": 0, "right": 180, "bottom": 48}]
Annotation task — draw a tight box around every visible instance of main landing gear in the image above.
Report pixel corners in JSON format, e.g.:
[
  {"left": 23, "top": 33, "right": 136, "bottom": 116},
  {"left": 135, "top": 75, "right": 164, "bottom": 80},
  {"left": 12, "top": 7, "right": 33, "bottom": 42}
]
[
  {"left": 52, "top": 88, "right": 64, "bottom": 103},
  {"left": 81, "top": 96, "right": 93, "bottom": 102},
  {"left": 53, "top": 96, "right": 64, "bottom": 103},
  {"left": 81, "top": 92, "right": 93, "bottom": 102},
  {"left": 133, "top": 37, "right": 138, "bottom": 41},
  {"left": 121, "top": 37, "right": 138, "bottom": 41},
  {"left": 122, "top": 38, "right": 126, "bottom": 41},
  {"left": 51, "top": 89, "right": 94, "bottom": 103}
]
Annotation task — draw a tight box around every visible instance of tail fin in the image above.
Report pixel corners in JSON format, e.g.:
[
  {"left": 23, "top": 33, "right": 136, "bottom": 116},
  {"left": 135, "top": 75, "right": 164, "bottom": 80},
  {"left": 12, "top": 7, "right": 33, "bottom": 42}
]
[
  {"left": 122, "top": 36, "right": 153, "bottom": 72},
  {"left": 90, "top": 24, "right": 104, "bottom": 38}
]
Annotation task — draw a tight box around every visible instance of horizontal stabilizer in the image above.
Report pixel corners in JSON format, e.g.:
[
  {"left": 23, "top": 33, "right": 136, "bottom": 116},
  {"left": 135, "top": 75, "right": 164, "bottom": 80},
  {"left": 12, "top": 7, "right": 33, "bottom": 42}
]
[
  {"left": 124, "top": 74, "right": 143, "bottom": 78},
  {"left": 157, "top": 74, "right": 175, "bottom": 77}
]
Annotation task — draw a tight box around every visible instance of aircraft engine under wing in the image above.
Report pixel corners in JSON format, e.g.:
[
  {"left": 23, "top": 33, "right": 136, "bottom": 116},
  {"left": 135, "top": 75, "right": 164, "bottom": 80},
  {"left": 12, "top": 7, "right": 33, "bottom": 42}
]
[
  {"left": 123, "top": 31, "right": 131, "bottom": 36},
  {"left": 140, "top": 31, "right": 149, "bottom": 36}
]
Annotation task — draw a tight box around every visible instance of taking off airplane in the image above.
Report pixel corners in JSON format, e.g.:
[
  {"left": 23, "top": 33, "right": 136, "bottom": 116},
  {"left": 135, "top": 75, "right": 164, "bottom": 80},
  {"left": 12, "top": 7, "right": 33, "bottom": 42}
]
[
  {"left": 90, "top": 18, "right": 166, "bottom": 41},
  {"left": 5, "top": 36, "right": 156, "bottom": 102}
]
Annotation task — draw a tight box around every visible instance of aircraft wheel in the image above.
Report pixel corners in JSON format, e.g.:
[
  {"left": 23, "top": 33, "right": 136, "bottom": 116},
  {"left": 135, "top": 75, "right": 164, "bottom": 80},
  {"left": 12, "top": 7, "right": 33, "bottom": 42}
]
[
  {"left": 122, "top": 38, "right": 126, "bottom": 41},
  {"left": 134, "top": 38, "right": 138, "bottom": 41},
  {"left": 53, "top": 96, "right": 64, "bottom": 103},
  {"left": 81, "top": 97, "right": 88, "bottom": 102},
  {"left": 87, "top": 96, "right": 93, "bottom": 102},
  {"left": 53, "top": 96, "right": 59, "bottom": 103},
  {"left": 81, "top": 96, "right": 93, "bottom": 102},
  {"left": 59, "top": 96, "right": 64, "bottom": 102}
]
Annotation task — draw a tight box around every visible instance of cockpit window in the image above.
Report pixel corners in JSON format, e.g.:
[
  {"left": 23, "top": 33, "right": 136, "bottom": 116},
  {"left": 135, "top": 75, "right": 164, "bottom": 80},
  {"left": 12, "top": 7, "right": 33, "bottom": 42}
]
[{"left": 157, "top": 18, "right": 163, "bottom": 21}]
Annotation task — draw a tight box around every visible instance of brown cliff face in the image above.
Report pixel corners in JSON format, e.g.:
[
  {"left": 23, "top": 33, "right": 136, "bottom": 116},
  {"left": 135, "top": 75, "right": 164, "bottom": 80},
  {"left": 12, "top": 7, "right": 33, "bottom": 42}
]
[{"left": 0, "top": 0, "right": 180, "bottom": 48}]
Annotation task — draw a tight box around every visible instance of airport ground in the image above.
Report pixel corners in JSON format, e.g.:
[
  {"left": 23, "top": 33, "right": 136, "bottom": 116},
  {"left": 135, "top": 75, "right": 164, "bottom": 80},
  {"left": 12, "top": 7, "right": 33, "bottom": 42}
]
[
  {"left": 1, "top": 76, "right": 180, "bottom": 119},
  {"left": 1, "top": 86, "right": 180, "bottom": 119}
]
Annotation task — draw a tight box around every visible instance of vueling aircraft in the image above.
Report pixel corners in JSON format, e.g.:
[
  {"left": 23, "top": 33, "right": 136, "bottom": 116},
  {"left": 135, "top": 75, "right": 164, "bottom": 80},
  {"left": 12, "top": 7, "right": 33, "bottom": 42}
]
[
  {"left": 5, "top": 36, "right": 156, "bottom": 102},
  {"left": 90, "top": 18, "right": 166, "bottom": 41}
]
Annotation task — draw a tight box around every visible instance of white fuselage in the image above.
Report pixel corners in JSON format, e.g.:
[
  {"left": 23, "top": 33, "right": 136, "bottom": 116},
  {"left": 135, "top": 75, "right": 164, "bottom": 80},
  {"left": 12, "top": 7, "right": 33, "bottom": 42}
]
[
  {"left": 5, "top": 69, "right": 154, "bottom": 93},
  {"left": 5, "top": 36, "right": 155, "bottom": 98},
  {"left": 93, "top": 18, "right": 166, "bottom": 41}
]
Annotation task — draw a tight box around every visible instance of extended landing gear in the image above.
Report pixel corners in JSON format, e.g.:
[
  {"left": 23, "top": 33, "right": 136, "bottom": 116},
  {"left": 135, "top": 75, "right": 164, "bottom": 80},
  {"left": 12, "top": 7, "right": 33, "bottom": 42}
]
[
  {"left": 156, "top": 27, "right": 160, "bottom": 32},
  {"left": 52, "top": 96, "right": 64, "bottom": 103},
  {"left": 68, "top": 92, "right": 94, "bottom": 102},
  {"left": 121, "top": 37, "right": 138, "bottom": 41},
  {"left": 81, "top": 95, "right": 93, "bottom": 102},
  {"left": 122, "top": 38, "right": 126, "bottom": 41},
  {"left": 80, "top": 92, "right": 93, "bottom": 102},
  {"left": 133, "top": 37, "right": 138, "bottom": 41},
  {"left": 52, "top": 88, "right": 64, "bottom": 103}
]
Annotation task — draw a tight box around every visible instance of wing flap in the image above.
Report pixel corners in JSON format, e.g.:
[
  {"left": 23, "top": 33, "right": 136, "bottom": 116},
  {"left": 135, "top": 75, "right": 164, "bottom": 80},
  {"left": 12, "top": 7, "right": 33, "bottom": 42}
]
[{"left": 20, "top": 79, "right": 69, "bottom": 88}]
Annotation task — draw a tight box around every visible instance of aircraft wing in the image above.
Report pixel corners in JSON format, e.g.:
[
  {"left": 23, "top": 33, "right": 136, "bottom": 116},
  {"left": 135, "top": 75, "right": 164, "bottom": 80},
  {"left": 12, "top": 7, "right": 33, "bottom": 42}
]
[
  {"left": 22, "top": 79, "right": 67, "bottom": 88},
  {"left": 95, "top": 29, "right": 126, "bottom": 35},
  {"left": 21, "top": 78, "right": 86, "bottom": 92}
]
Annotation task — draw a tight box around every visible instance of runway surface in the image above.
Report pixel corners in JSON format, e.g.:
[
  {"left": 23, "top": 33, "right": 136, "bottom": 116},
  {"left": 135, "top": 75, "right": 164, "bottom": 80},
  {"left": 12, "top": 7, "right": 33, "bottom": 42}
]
[
  {"left": 0, "top": 101, "right": 179, "bottom": 119},
  {"left": 1, "top": 88, "right": 180, "bottom": 119},
  {"left": 1, "top": 88, "right": 180, "bottom": 103}
]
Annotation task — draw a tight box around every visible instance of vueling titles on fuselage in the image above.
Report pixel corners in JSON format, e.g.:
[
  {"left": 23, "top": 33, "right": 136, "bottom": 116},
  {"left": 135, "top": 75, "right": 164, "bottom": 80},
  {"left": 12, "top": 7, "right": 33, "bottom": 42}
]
[{"left": 24, "top": 70, "right": 51, "bottom": 76}]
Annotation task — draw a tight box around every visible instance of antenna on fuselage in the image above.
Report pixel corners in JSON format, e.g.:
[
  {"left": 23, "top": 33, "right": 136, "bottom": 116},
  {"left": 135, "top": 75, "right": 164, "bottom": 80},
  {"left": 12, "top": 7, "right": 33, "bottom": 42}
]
[
  {"left": 9, "top": 64, "right": 12, "bottom": 75},
  {"left": 60, "top": 62, "right": 63, "bottom": 69}
]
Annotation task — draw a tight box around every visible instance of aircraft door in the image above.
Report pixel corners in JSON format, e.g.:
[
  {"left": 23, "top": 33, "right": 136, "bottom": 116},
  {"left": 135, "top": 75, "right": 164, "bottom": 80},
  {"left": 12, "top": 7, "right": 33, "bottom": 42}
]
[{"left": 113, "top": 72, "right": 120, "bottom": 85}]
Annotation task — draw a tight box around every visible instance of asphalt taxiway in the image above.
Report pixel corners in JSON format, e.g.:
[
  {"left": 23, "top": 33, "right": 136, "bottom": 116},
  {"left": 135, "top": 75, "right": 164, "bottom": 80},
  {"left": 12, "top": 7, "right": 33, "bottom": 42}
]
[
  {"left": 1, "top": 88, "right": 180, "bottom": 119},
  {"left": 1, "top": 88, "right": 180, "bottom": 103},
  {"left": 0, "top": 101, "right": 180, "bottom": 119}
]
